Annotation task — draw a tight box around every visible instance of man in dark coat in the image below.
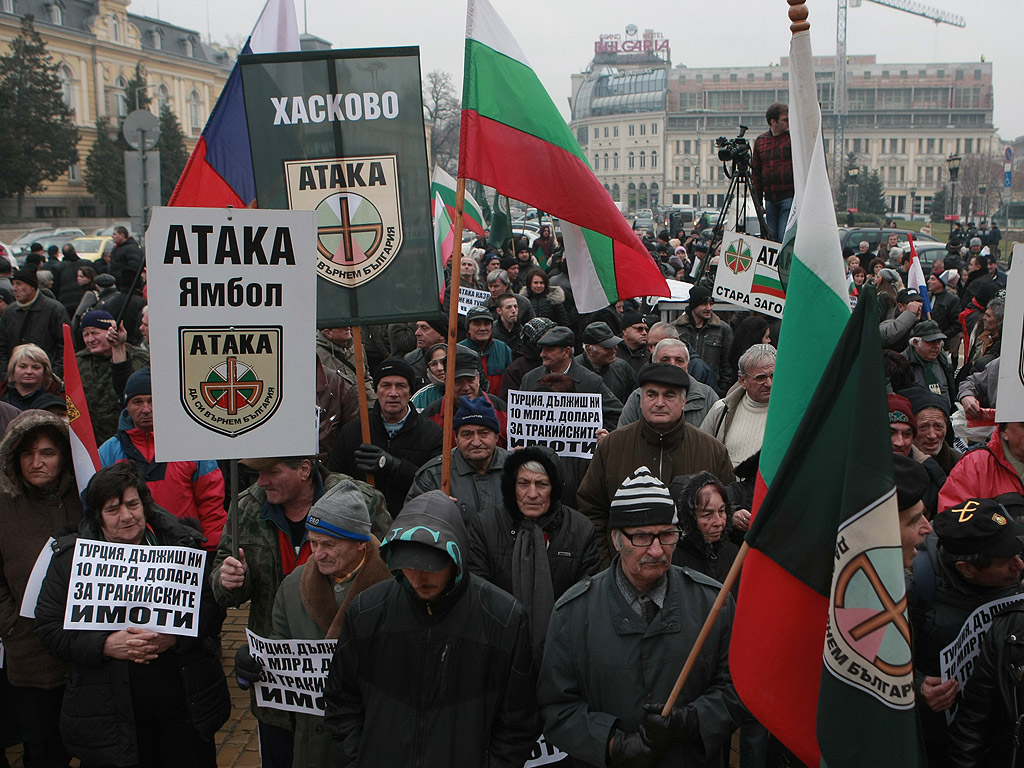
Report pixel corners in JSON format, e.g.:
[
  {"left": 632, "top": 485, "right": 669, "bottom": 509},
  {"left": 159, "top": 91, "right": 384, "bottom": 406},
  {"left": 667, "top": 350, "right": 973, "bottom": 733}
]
[
  {"left": 538, "top": 467, "right": 744, "bottom": 767},
  {"left": 577, "top": 321, "right": 637, "bottom": 403},
  {"left": 109, "top": 226, "right": 143, "bottom": 291},
  {"left": 672, "top": 286, "right": 735, "bottom": 395},
  {"left": 0, "top": 269, "right": 69, "bottom": 379},
  {"left": 324, "top": 491, "right": 540, "bottom": 767},
  {"left": 327, "top": 357, "right": 442, "bottom": 515}
]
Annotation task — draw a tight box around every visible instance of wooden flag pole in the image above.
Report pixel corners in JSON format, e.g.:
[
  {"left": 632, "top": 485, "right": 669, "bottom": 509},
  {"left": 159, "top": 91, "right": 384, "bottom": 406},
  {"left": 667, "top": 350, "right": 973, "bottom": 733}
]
[
  {"left": 441, "top": 178, "right": 467, "bottom": 495},
  {"left": 662, "top": 542, "right": 750, "bottom": 715},
  {"left": 351, "top": 325, "right": 374, "bottom": 486}
]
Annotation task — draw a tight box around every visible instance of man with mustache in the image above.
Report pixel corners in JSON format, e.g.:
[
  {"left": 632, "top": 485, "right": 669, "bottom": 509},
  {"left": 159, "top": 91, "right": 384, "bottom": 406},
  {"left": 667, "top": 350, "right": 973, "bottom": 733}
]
[{"left": 538, "top": 467, "right": 744, "bottom": 768}]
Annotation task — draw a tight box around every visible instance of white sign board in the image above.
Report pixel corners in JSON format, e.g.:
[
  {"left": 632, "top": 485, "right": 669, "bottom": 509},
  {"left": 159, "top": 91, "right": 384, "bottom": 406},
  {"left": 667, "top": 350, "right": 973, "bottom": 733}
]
[
  {"left": 939, "top": 592, "right": 1024, "bottom": 723},
  {"left": 63, "top": 540, "right": 205, "bottom": 637},
  {"left": 996, "top": 244, "right": 1024, "bottom": 422},
  {"left": 712, "top": 231, "right": 786, "bottom": 318},
  {"left": 458, "top": 285, "right": 490, "bottom": 315},
  {"left": 507, "top": 390, "right": 602, "bottom": 459},
  {"left": 247, "top": 630, "right": 335, "bottom": 716},
  {"left": 146, "top": 206, "right": 318, "bottom": 462}
]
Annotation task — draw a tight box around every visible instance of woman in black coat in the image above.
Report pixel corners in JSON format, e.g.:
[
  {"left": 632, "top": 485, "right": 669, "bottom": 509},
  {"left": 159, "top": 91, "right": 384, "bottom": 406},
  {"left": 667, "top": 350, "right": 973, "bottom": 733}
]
[
  {"left": 671, "top": 471, "right": 740, "bottom": 595},
  {"left": 520, "top": 268, "right": 570, "bottom": 327},
  {"left": 467, "top": 445, "right": 599, "bottom": 662},
  {"left": 35, "top": 463, "right": 229, "bottom": 768}
]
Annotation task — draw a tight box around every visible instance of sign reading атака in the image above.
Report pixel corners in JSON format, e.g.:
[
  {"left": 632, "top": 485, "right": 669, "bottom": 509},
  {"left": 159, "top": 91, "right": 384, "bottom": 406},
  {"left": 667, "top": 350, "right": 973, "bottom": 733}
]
[
  {"left": 239, "top": 47, "right": 439, "bottom": 327},
  {"left": 146, "top": 206, "right": 317, "bottom": 463}
]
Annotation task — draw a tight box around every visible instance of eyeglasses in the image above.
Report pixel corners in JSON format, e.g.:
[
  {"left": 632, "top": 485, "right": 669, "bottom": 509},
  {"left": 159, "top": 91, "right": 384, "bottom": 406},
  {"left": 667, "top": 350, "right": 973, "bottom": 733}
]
[{"left": 619, "top": 529, "right": 681, "bottom": 547}]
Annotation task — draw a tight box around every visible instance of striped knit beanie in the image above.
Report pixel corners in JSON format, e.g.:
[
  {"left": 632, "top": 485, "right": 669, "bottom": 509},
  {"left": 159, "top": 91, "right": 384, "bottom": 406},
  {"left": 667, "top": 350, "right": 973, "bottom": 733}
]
[{"left": 608, "top": 466, "right": 678, "bottom": 529}]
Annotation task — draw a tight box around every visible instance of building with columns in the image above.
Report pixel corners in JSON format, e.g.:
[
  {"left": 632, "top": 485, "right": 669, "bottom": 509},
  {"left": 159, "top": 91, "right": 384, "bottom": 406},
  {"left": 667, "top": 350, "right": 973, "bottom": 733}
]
[
  {"left": 570, "top": 27, "right": 999, "bottom": 221},
  {"left": 0, "top": 0, "right": 234, "bottom": 218}
]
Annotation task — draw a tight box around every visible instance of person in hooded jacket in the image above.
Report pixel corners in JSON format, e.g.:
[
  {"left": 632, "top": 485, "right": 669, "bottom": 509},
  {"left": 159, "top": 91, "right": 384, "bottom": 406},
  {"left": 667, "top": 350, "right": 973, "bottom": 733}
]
[
  {"left": 34, "top": 463, "right": 230, "bottom": 768},
  {"left": 670, "top": 472, "right": 740, "bottom": 594},
  {"left": 520, "top": 268, "right": 570, "bottom": 328},
  {"left": 0, "top": 411, "right": 82, "bottom": 767},
  {"left": 324, "top": 490, "right": 540, "bottom": 767},
  {"left": 468, "top": 445, "right": 600, "bottom": 662}
]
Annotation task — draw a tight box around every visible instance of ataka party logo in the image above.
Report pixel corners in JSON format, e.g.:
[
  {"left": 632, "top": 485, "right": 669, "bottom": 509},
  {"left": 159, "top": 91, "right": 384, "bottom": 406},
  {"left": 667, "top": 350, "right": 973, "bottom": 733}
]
[
  {"left": 284, "top": 155, "right": 403, "bottom": 288},
  {"left": 724, "top": 237, "right": 753, "bottom": 275},
  {"left": 179, "top": 326, "right": 282, "bottom": 437}
]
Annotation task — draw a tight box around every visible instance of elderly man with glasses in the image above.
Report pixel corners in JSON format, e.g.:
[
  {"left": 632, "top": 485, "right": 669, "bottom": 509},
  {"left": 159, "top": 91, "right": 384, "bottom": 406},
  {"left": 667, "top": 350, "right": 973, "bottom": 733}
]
[{"left": 538, "top": 467, "right": 744, "bottom": 768}]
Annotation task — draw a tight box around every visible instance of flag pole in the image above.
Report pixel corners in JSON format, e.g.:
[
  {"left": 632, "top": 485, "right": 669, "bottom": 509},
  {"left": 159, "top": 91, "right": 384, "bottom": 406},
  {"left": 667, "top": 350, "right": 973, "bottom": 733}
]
[
  {"left": 662, "top": 542, "right": 750, "bottom": 715},
  {"left": 441, "top": 178, "right": 467, "bottom": 495},
  {"left": 351, "top": 325, "right": 374, "bottom": 486}
]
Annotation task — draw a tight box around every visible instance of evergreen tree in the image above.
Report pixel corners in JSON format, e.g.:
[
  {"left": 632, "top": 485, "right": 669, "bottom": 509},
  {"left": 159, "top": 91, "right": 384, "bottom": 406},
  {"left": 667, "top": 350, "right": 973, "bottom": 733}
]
[
  {"left": 158, "top": 105, "right": 189, "bottom": 203},
  {"left": 859, "top": 168, "right": 887, "bottom": 216},
  {"left": 929, "top": 188, "right": 946, "bottom": 223},
  {"left": 124, "top": 62, "right": 150, "bottom": 113},
  {"left": 0, "top": 15, "right": 80, "bottom": 216},
  {"left": 85, "top": 117, "right": 126, "bottom": 216}
]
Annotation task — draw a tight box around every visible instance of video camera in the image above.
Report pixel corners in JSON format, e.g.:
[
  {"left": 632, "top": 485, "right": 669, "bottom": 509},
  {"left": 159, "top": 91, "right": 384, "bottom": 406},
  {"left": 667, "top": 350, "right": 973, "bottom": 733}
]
[{"left": 716, "top": 126, "right": 752, "bottom": 173}]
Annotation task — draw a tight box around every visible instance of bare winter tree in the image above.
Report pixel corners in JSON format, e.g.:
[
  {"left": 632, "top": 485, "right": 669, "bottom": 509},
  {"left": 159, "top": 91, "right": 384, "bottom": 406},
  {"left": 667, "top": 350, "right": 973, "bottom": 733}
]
[
  {"left": 423, "top": 70, "right": 460, "bottom": 175},
  {"left": 955, "top": 152, "right": 1002, "bottom": 222}
]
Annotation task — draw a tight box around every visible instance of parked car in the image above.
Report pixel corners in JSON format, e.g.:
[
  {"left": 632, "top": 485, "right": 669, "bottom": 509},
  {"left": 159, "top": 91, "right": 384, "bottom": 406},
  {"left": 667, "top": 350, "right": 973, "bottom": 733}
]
[
  {"left": 899, "top": 240, "right": 950, "bottom": 273},
  {"left": 67, "top": 236, "right": 115, "bottom": 261},
  {"left": 837, "top": 227, "right": 938, "bottom": 257},
  {"left": 633, "top": 214, "right": 656, "bottom": 236},
  {"left": 12, "top": 227, "right": 85, "bottom": 256},
  {"left": 93, "top": 222, "right": 135, "bottom": 238}
]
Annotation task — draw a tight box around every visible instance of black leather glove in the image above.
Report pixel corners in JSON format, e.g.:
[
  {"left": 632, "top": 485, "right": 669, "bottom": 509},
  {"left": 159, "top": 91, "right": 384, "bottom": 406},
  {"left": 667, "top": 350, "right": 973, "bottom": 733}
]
[
  {"left": 234, "top": 645, "right": 263, "bottom": 690},
  {"left": 607, "top": 727, "right": 661, "bottom": 768},
  {"left": 354, "top": 443, "right": 400, "bottom": 476},
  {"left": 642, "top": 703, "right": 699, "bottom": 751}
]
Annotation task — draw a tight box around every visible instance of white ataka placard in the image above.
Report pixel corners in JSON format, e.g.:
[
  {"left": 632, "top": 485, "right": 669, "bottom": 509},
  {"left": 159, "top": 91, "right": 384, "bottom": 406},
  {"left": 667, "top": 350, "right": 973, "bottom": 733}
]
[
  {"left": 63, "top": 540, "right": 206, "bottom": 637},
  {"left": 458, "top": 285, "right": 490, "bottom": 315},
  {"left": 996, "top": 243, "right": 1023, "bottom": 422},
  {"left": 247, "top": 630, "right": 336, "bottom": 716},
  {"left": 146, "top": 206, "right": 318, "bottom": 462},
  {"left": 507, "top": 390, "right": 602, "bottom": 459},
  {"left": 711, "top": 230, "right": 787, "bottom": 319}
]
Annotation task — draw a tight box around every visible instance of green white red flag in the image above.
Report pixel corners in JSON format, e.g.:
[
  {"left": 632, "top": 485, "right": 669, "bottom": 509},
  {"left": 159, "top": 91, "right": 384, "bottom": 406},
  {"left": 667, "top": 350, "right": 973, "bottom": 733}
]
[
  {"left": 431, "top": 164, "right": 486, "bottom": 236},
  {"left": 459, "top": 0, "right": 668, "bottom": 312},
  {"left": 433, "top": 191, "right": 454, "bottom": 299},
  {"left": 730, "top": 26, "right": 924, "bottom": 768}
]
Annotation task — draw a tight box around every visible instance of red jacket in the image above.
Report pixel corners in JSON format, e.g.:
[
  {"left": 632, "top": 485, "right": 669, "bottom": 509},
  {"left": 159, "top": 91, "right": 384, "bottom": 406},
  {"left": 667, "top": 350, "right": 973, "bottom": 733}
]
[
  {"left": 99, "top": 419, "right": 227, "bottom": 551},
  {"left": 938, "top": 428, "right": 1024, "bottom": 513}
]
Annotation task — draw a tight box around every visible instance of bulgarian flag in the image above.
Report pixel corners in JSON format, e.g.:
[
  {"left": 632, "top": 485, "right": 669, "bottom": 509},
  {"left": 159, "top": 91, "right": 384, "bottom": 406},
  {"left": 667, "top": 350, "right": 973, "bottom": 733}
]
[
  {"left": 731, "top": 19, "right": 924, "bottom": 767},
  {"left": 431, "top": 165, "right": 486, "bottom": 236},
  {"left": 459, "top": 0, "right": 668, "bottom": 312},
  {"left": 62, "top": 324, "right": 100, "bottom": 495},
  {"left": 432, "top": 191, "right": 455, "bottom": 299}
]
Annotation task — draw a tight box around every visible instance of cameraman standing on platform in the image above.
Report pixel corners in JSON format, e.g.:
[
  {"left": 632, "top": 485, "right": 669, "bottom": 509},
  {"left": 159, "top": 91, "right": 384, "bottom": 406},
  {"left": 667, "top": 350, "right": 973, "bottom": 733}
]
[{"left": 751, "top": 102, "right": 794, "bottom": 242}]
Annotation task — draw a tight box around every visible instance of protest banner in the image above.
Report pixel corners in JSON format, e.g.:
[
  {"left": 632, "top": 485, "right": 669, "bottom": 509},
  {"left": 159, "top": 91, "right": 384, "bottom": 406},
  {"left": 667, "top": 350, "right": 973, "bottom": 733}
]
[
  {"left": 146, "top": 206, "right": 317, "bottom": 462},
  {"left": 458, "top": 286, "right": 490, "bottom": 315},
  {"left": 939, "top": 592, "right": 1024, "bottom": 723},
  {"left": 507, "top": 390, "right": 601, "bottom": 459},
  {"left": 63, "top": 540, "right": 206, "bottom": 637},
  {"left": 239, "top": 47, "right": 440, "bottom": 327},
  {"left": 996, "top": 244, "right": 1023, "bottom": 421},
  {"left": 247, "top": 630, "right": 336, "bottom": 716},
  {"left": 712, "top": 230, "right": 787, "bottom": 319}
]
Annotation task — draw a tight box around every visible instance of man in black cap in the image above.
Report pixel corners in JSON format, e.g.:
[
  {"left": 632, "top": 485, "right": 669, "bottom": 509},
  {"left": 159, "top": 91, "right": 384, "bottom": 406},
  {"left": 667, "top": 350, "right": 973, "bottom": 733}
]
[
  {"left": 615, "top": 310, "right": 651, "bottom": 375},
  {"left": 460, "top": 304, "right": 514, "bottom": 396},
  {"left": 671, "top": 286, "right": 735, "bottom": 395},
  {"left": 902, "top": 319, "right": 955, "bottom": 406},
  {"left": 327, "top": 356, "right": 443, "bottom": 515},
  {"left": 500, "top": 256, "right": 524, "bottom": 294},
  {"left": 0, "top": 268, "right": 69, "bottom": 380},
  {"left": 407, "top": 395, "right": 508, "bottom": 526},
  {"left": 577, "top": 321, "right": 637, "bottom": 403},
  {"left": 539, "top": 467, "right": 744, "bottom": 767},
  {"left": 578, "top": 363, "right": 734, "bottom": 566},
  {"left": 880, "top": 288, "right": 924, "bottom": 351},
  {"left": 521, "top": 325, "right": 623, "bottom": 430},
  {"left": 893, "top": 454, "right": 934, "bottom": 568},
  {"left": 908, "top": 497, "right": 1024, "bottom": 768},
  {"left": 325, "top": 491, "right": 539, "bottom": 766}
]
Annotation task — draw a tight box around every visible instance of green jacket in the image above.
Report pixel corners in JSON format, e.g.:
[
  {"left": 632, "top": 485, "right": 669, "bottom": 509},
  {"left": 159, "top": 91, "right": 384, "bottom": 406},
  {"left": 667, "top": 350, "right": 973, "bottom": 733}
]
[
  {"left": 271, "top": 540, "right": 391, "bottom": 768},
  {"left": 210, "top": 470, "right": 391, "bottom": 727},
  {"left": 77, "top": 345, "right": 148, "bottom": 445}
]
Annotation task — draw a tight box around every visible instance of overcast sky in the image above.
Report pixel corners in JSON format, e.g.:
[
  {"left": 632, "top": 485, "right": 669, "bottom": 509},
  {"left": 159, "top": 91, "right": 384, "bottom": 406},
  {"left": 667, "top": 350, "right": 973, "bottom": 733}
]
[{"left": 133, "top": 0, "right": 1024, "bottom": 141}]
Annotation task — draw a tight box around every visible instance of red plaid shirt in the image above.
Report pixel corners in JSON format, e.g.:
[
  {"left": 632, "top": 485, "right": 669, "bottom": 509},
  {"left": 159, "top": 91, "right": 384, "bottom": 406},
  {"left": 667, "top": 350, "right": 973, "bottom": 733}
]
[{"left": 751, "top": 129, "right": 794, "bottom": 203}]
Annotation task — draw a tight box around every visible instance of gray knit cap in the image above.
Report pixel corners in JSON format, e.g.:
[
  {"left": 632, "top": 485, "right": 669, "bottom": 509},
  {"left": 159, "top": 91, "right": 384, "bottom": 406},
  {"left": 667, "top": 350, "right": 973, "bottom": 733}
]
[
  {"left": 306, "top": 479, "right": 371, "bottom": 541},
  {"left": 608, "top": 466, "right": 678, "bottom": 529}
]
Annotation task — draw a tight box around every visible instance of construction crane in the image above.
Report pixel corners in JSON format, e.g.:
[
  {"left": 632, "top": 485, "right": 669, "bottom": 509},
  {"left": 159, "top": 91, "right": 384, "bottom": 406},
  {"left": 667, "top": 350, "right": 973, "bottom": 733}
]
[{"left": 832, "top": 0, "right": 966, "bottom": 187}]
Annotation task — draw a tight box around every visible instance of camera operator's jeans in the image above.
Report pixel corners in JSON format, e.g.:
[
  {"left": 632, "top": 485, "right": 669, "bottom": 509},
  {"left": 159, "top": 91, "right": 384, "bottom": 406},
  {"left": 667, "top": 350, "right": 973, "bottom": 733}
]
[{"left": 764, "top": 197, "right": 793, "bottom": 242}]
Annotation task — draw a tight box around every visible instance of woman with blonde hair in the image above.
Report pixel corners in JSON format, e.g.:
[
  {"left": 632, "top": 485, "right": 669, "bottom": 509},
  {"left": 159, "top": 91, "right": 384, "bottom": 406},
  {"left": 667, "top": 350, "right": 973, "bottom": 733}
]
[{"left": 0, "top": 344, "right": 61, "bottom": 411}]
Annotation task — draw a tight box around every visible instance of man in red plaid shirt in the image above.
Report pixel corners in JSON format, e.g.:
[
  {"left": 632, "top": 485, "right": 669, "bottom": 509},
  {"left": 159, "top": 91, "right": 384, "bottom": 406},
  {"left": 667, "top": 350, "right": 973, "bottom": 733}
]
[{"left": 751, "top": 102, "right": 794, "bottom": 242}]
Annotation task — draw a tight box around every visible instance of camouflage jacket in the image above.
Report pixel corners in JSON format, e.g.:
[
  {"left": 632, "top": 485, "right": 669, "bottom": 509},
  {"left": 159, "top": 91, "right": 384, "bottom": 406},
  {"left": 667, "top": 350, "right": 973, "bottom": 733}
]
[{"left": 77, "top": 345, "right": 148, "bottom": 445}]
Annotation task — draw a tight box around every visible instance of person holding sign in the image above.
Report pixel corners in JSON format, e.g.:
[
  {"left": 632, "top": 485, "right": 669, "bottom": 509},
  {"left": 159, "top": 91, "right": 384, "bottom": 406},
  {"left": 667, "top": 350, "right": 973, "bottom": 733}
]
[
  {"left": 264, "top": 480, "right": 391, "bottom": 768},
  {"left": 0, "top": 411, "right": 82, "bottom": 767},
  {"left": 35, "top": 463, "right": 230, "bottom": 768},
  {"left": 324, "top": 490, "right": 540, "bottom": 767},
  {"left": 538, "top": 467, "right": 744, "bottom": 767},
  {"left": 907, "top": 497, "right": 1024, "bottom": 768}
]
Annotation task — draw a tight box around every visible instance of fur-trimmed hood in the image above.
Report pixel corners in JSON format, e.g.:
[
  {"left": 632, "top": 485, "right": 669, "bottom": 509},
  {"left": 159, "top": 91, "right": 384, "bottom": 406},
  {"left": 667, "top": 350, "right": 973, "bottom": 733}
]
[
  {"left": 500, "top": 444, "right": 565, "bottom": 523},
  {"left": 672, "top": 471, "right": 734, "bottom": 559},
  {"left": 519, "top": 284, "right": 566, "bottom": 305},
  {"left": 0, "top": 409, "right": 72, "bottom": 498}
]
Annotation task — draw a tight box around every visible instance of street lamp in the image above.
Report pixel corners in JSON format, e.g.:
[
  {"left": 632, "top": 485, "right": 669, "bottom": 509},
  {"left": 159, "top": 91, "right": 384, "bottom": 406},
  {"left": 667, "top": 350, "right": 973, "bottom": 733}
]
[
  {"left": 909, "top": 187, "right": 916, "bottom": 221},
  {"left": 978, "top": 183, "right": 987, "bottom": 222},
  {"left": 847, "top": 165, "right": 860, "bottom": 215},
  {"left": 946, "top": 154, "right": 961, "bottom": 222}
]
